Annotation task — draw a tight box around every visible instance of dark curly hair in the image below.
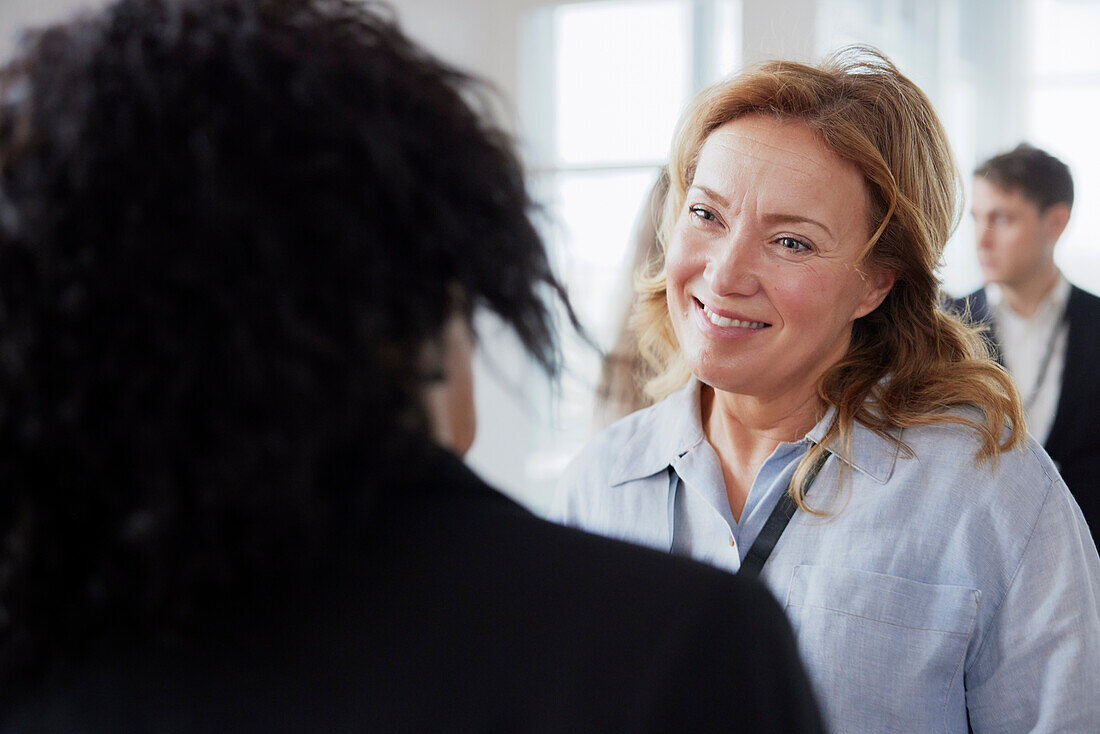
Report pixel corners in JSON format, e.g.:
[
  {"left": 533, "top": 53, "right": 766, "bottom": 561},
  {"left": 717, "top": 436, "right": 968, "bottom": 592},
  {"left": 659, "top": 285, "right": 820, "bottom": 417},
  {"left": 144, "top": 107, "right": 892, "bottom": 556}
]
[{"left": 0, "top": 0, "right": 570, "bottom": 681}]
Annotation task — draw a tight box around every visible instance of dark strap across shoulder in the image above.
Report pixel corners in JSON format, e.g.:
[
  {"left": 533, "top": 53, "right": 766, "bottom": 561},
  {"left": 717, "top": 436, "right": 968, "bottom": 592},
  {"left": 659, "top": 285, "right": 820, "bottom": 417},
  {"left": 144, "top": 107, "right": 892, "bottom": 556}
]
[{"left": 740, "top": 448, "right": 831, "bottom": 578}]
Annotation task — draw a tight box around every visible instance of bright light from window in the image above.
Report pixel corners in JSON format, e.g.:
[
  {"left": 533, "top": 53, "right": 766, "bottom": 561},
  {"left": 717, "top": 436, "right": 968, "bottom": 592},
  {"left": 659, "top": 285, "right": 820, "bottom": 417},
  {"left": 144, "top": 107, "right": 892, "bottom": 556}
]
[
  {"left": 555, "top": 169, "right": 659, "bottom": 344},
  {"left": 1031, "top": 0, "right": 1100, "bottom": 78},
  {"left": 1029, "top": 0, "right": 1100, "bottom": 294},
  {"left": 554, "top": 1, "right": 690, "bottom": 165},
  {"left": 1031, "top": 86, "right": 1100, "bottom": 292}
]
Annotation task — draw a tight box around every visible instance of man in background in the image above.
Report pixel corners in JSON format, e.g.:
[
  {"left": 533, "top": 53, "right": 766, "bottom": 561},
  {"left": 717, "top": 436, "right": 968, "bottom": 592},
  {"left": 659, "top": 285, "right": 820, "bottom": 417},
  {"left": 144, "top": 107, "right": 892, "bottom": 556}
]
[{"left": 951, "top": 143, "right": 1100, "bottom": 542}]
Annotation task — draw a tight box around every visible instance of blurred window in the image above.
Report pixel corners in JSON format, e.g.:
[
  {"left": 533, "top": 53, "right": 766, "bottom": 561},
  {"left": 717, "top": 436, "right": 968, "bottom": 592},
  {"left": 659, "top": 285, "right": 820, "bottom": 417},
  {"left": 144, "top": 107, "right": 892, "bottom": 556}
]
[
  {"left": 1028, "top": 0, "right": 1100, "bottom": 294},
  {"left": 817, "top": 0, "right": 1100, "bottom": 297}
]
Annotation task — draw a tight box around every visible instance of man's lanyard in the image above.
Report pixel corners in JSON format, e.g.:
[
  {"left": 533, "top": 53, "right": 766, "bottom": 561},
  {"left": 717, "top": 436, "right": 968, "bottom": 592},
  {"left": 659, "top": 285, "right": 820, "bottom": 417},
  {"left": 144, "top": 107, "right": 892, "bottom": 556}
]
[
  {"left": 1022, "top": 309, "right": 1069, "bottom": 413},
  {"left": 740, "top": 448, "right": 831, "bottom": 578}
]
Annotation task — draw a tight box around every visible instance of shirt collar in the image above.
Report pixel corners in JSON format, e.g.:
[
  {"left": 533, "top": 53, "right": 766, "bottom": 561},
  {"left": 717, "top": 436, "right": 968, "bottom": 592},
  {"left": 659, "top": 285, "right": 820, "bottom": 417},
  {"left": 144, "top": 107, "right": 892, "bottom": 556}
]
[
  {"left": 805, "top": 405, "right": 901, "bottom": 484},
  {"left": 985, "top": 271, "right": 1071, "bottom": 320},
  {"left": 608, "top": 378, "right": 900, "bottom": 486},
  {"left": 609, "top": 379, "right": 703, "bottom": 486}
]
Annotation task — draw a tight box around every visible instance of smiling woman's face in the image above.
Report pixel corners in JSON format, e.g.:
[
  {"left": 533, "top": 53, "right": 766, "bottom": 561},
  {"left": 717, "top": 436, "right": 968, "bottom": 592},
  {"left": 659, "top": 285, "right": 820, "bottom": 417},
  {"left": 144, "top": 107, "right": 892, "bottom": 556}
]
[{"left": 665, "top": 114, "right": 894, "bottom": 403}]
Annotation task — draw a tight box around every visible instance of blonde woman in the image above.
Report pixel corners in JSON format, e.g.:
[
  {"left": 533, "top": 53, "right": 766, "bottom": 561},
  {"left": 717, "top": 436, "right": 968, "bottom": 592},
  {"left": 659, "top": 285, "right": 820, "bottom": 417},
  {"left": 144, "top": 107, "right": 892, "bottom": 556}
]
[{"left": 554, "top": 47, "right": 1100, "bottom": 732}]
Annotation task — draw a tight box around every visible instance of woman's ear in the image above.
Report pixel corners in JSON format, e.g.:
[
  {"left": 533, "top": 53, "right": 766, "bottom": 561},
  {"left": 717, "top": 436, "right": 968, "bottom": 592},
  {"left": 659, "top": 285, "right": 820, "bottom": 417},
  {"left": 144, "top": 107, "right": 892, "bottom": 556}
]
[{"left": 854, "top": 267, "right": 895, "bottom": 319}]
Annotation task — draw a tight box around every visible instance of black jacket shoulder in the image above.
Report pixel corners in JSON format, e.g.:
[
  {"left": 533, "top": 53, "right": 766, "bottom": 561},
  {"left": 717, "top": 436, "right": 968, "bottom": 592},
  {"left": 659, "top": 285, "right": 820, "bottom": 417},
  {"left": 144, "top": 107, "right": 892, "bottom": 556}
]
[{"left": 3, "top": 448, "right": 824, "bottom": 733}]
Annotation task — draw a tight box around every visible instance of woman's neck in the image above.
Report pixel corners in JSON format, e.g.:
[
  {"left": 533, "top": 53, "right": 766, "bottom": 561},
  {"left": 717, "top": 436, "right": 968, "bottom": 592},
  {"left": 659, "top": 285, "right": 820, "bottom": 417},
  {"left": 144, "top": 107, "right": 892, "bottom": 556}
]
[{"left": 702, "top": 384, "right": 823, "bottom": 522}]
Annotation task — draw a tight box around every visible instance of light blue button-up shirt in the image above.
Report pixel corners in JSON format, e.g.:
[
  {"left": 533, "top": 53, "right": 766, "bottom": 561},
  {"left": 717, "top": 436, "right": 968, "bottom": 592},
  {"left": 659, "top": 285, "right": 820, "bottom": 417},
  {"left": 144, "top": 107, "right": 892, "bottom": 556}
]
[{"left": 552, "top": 379, "right": 1100, "bottom": 733}]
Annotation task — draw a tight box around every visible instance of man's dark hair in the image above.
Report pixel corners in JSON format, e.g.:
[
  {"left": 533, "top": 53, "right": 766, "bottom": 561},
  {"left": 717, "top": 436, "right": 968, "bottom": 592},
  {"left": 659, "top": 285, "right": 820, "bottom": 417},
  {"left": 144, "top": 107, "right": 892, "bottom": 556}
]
[
  {"left": 0, "top": 0, "right": 571, "bottom": 680},
  {"left": 974, "top": 142, "right": 1074, "bottom": 211}
]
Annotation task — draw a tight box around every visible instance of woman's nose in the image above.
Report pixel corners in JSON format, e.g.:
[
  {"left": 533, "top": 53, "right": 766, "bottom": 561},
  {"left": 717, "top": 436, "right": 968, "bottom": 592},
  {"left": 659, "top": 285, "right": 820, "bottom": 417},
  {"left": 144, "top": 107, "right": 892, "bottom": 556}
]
[{"left": 703, "top": 234, "right": 760, "bottom": 297}]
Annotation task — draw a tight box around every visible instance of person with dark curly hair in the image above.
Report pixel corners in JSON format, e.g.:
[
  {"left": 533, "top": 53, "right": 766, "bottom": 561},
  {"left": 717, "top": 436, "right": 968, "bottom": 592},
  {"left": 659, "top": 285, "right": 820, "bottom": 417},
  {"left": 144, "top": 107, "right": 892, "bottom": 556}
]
[{"left": 0, "top": 0, "right": 824, "bottom": 731}]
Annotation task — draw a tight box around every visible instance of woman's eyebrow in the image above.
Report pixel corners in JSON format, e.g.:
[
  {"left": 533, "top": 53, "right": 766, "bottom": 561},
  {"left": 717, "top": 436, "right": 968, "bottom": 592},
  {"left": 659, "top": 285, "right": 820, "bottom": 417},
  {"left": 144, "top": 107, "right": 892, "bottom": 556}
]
[
  {"left": 689, "top": 184, "right": 834, "bottom": 238},
  {"left": 688, "top": 184, "right": 730, "bottom": 208},
  {"left": 761, "top": 212, "right": 833, "bottom": 239}
]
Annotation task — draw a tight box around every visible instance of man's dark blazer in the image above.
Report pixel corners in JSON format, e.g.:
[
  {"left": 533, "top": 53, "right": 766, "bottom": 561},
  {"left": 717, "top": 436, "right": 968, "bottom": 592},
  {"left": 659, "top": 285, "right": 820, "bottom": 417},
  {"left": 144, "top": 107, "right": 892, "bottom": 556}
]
[
  {"left": 2, "top": 444, "right": 824, "bottom": 733},
  {"left": 947, "top": 285, "right": 1100, "bottom": 544}
]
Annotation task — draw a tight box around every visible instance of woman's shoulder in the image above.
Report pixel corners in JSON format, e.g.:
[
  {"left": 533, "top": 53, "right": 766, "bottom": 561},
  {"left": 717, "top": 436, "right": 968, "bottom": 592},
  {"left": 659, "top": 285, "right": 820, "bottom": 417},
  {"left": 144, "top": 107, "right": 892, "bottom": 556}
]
[
  {"left": 551, "top": 386, "right": 697, "bottom": 532},
  {"left": 900, "top": 408, "right": 1059, "bottom": 482},
  {"left": 559, "top": 399, "right": 670, "bottom": 490},
  {"left": 832, "top": 412, "right": 1090, "bottom": 602},
  {"left": 888, "top": 410, "right": 1067, "bottom": 528},
  {"left": 570, "top": 381, "right": 700, "bottom": 481}
]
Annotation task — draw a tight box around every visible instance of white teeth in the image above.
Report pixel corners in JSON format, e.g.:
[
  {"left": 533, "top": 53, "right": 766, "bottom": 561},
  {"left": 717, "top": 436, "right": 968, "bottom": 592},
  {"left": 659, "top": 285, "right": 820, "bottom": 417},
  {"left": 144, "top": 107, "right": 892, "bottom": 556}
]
[{"left": 702, "top": 303, "right": 767, "bottom": 329}]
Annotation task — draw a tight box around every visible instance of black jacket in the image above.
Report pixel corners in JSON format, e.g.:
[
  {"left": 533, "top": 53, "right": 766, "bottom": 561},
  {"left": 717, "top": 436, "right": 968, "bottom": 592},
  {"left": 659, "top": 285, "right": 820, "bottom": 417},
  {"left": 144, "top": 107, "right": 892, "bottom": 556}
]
[
  {"left": 2, "top": 445, "right": 824, "bottom": 733},
  {"left": 947, "top": 285, "right": 1100, "bottom": 544}
]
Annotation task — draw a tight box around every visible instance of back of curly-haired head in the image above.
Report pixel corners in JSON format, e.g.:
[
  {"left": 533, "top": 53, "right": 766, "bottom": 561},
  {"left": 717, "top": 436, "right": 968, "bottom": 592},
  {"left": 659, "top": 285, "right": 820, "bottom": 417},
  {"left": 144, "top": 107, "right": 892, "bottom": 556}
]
[
  {"left": 0, "top": 0, "right": 568, "bottom": 680},
  {"left": 634, "top": 46, "right": 1024, "bottom": 505}
]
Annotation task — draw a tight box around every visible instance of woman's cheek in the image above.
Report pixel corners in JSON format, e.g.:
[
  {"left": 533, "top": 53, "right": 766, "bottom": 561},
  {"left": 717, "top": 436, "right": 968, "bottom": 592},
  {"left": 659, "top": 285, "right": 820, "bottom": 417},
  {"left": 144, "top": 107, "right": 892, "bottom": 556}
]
[{"left": 665, "top": 235, "right": 703, "bottom": 296}]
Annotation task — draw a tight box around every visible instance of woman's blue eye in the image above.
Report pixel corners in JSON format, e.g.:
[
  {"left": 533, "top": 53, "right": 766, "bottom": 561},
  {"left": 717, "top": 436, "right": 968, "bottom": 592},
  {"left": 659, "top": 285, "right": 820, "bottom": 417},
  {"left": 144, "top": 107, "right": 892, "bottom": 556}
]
[
  {"left": 779, "top": 237, "right": 809, "bottom": 252},
  {"left": 690, "top": 206, "right": 715, "bottom": 222}
]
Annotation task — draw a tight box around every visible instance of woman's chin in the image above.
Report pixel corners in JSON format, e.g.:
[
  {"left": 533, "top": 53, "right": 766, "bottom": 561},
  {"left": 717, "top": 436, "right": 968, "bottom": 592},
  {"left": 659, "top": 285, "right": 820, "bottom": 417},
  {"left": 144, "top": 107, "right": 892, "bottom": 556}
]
[{"left": 690, "top": 367, "right": 756, "bottom": 397}]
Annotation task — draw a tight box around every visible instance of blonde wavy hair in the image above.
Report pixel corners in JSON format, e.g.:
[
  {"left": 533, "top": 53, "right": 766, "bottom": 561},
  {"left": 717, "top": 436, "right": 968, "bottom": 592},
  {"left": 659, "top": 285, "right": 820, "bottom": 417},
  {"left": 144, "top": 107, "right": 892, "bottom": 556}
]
[{"left": 634, "top": 46, "right": 1024, "bottom": 507}]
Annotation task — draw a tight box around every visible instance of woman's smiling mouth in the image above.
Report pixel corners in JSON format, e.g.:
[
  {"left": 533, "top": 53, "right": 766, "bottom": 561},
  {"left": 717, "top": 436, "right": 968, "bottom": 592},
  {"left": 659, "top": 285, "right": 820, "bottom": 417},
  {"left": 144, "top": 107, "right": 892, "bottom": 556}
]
[{"left": 698, "top": 299, "right": 770, "bottom": 329}]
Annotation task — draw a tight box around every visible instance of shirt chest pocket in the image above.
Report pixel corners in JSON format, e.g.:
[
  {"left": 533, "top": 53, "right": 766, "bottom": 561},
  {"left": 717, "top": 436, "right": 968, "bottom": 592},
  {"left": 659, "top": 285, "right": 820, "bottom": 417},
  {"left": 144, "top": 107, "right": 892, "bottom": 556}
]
[{"left": 783, "top": 565, "right": 979, "bottom": 733}]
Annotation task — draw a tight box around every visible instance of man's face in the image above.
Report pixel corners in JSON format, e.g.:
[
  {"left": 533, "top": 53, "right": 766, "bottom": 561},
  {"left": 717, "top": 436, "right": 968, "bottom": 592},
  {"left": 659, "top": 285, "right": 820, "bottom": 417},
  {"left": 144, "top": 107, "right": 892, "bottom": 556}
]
[{"left": 971, "top": 176, "right": 1060, "bottom": 288}]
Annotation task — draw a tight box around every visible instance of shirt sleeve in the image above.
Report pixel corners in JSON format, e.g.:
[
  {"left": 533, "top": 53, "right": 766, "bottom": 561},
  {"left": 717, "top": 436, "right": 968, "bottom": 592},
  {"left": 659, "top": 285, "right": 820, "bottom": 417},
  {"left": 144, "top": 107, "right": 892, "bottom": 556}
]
[{"left": 964, "top": 476, "right": 1100, "bottom": 732}]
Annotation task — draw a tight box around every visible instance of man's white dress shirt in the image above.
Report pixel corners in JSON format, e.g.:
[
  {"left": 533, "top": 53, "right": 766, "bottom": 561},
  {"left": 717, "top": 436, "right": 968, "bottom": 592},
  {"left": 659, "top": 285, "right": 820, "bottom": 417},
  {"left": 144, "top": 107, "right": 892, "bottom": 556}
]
[{"left": 987, "top": 273, "right": 1070, "bottom": 444}]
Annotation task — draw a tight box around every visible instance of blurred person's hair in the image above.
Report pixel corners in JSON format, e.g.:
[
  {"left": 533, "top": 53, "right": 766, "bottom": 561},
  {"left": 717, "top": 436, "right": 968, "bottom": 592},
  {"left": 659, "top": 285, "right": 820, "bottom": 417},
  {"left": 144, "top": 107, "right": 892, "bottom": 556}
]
[
  {"left": 594, "top": 171, "right": 667, "bottom": 427},
  {"left": 0, "top": 0, "right": 571, "bottom": 681},
  {"left": 633, "top": 46, "right": 1024, "bottom": 506},
  {"left": 974, "top": 143, "right": 1074, "bottom": 211}
]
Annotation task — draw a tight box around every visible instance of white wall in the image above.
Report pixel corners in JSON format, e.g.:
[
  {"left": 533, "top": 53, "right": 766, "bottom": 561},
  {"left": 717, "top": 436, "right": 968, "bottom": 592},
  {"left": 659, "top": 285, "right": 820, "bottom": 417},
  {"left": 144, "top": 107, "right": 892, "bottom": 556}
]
[
  {"left": 390, "top": 0, "right": 504, "bottom": 87},
  {"left": 0, "top": 1, "right": 506, "bottom": 88}
]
